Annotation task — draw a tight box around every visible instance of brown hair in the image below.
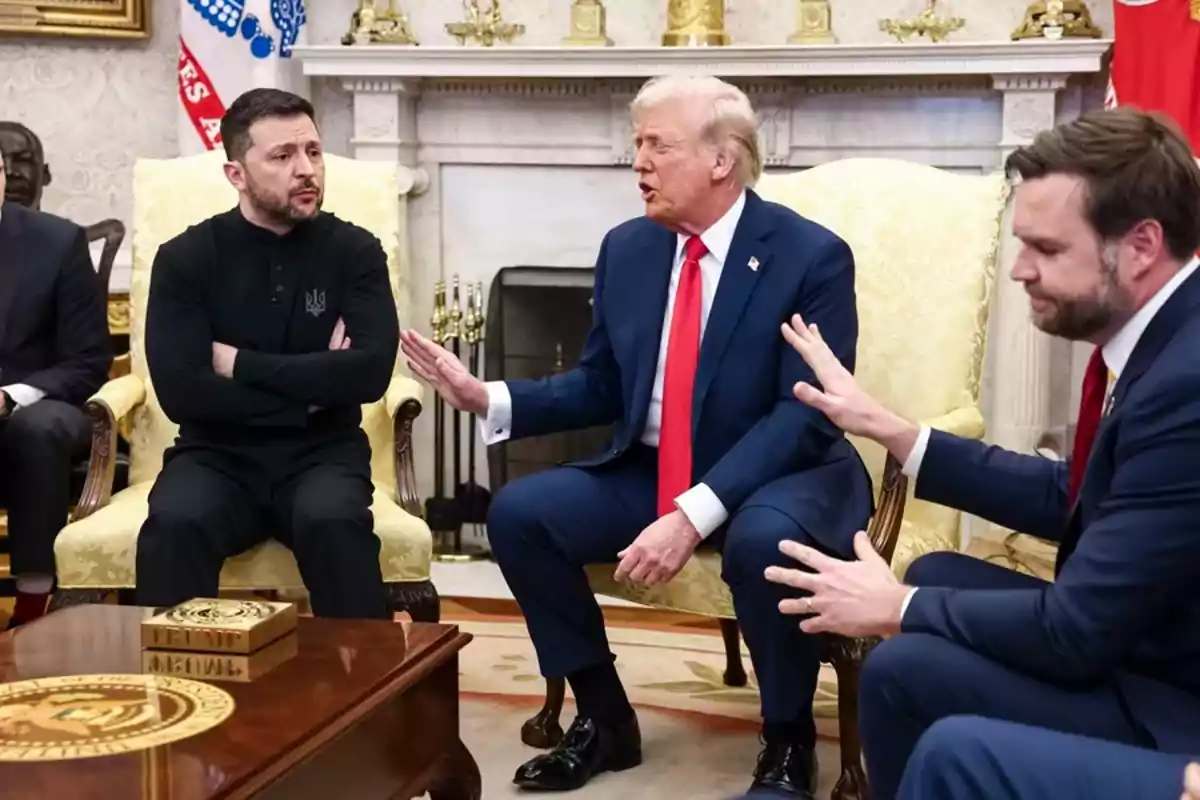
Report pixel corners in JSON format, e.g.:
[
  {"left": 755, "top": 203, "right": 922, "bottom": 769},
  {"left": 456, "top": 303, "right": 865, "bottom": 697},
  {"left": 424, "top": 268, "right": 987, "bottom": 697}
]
[{"left": 1004, "top": 107, "right": 1200, "bottom": 262}]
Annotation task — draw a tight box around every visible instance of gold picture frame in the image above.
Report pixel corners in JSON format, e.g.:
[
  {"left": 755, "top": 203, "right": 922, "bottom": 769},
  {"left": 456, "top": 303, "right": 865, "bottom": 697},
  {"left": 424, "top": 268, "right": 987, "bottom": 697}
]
[{"left": 0, "top": 0, "right": 150, "bottom": 40}]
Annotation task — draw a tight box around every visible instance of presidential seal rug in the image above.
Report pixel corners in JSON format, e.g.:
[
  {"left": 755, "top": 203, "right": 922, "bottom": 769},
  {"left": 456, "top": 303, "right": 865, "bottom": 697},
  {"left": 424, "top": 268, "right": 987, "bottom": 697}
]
[
  {"left": 0, "top": 674, "right": 235, "bottom": 762},
  {"left": 436, "top": 599, "right": 843, "bottom": 799}
]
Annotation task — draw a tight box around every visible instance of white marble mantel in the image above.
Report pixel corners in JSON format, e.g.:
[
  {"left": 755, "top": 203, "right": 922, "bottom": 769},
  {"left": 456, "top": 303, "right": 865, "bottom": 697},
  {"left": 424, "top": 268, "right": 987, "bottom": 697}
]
[
  {"left": 296, "top": 40, "right": 1111, "bottom": 79},
  {"left": 293, "top": 39, "right": 1111, "bottom": 503}
]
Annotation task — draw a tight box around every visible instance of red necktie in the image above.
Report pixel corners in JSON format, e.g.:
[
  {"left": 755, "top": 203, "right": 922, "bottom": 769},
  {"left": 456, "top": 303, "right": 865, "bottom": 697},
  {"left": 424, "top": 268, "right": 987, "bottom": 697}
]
[
  {"left": 1068, "top": 346, "right": 1109, "bottom": 506},
  {"left": 657, "top": 236, "right": 708, "bottom": 517}
]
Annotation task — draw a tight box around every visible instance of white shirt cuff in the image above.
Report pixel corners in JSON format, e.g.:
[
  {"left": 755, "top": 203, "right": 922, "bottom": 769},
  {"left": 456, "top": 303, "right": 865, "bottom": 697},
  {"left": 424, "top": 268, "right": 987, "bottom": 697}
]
[
  {"left": 901, "top": 424, "right": 932, "bottom": 478},
  {"left": 900, "top": 587, "right": 918, "bottom": 622},
  {"left": 2, "top": 384, "right": 46, "bottom": 412},
  {"left": 675, "top": 483, "right": 728, "bottom": 539},
  {"left": 478, "top": 381, "right": 513, "bottom": 445}
]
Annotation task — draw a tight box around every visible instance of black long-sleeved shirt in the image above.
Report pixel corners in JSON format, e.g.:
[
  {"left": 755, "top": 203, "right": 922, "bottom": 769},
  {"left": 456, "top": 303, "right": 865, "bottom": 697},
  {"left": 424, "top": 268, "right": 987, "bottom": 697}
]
[{"left": 145, "top": 207, "right": 399, "bottom": 441}]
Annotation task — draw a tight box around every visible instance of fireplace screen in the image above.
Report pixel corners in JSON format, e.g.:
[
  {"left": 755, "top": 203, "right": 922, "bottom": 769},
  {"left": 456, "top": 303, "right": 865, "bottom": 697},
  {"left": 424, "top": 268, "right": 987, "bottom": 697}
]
[{"left": 484, "top": 266, "right": 616, "bottom": 490}]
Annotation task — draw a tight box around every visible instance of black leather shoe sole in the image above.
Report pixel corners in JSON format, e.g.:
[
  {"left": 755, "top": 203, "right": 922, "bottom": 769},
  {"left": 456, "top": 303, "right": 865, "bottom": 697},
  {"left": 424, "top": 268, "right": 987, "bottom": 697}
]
[{"left": 513, "top": 749, "right": 643, "bottom": 792}]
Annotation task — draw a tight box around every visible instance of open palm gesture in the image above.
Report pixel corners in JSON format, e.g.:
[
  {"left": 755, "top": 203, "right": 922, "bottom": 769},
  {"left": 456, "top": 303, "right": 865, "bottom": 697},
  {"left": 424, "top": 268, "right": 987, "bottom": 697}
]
[{"left": 781, "top": 314, "right": 885, "bottom": 438}]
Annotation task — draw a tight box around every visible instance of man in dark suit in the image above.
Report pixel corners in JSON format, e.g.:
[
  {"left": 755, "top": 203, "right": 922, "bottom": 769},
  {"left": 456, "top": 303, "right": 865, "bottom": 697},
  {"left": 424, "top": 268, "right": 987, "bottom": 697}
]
[
  {"left": 0, "top": 155, "right": 112, "bottom": 626},
  {"left": 401, "top": 74, "right": 872, "bottom": 796},
  {"left": 0, "top": 122, "right": 52, "bottom": 209},
  {"left": 762, "top": 107, "right": 1200, "bottom": 800},
  {"left": 896, "top": 716, "right": 1198, "bottom": 800}
]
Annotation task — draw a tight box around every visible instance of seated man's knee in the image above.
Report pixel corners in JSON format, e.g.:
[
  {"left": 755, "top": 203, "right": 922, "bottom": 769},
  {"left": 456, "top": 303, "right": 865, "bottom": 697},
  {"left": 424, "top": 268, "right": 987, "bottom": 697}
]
[
  {"left": 485, "top": 476, "right": 546, "bottom": 556},
  {"left": 292, "top": 491, "right": 370, "bottom": 540},
  {"left": 860, "top": 634, "right": 929, "bottom": 703},
  {"left": 3, "top": 401, "right": 78, "bottom": 454},
  {"left": 143, "top": 500, "right": 214, "bottom": 536},
  {"left": 721, "top": 506, "right": 801, "bottom": 584},
  {"left": 903, "top": 551, "right": 965, "bottom": 587},
  {"left": 904, "top": 716, "right": 995, "bottom": 785}
]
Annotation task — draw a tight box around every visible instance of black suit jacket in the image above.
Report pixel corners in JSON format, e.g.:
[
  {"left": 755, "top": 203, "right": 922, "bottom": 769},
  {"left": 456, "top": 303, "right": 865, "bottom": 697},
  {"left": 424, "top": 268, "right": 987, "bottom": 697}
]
[
  {"left": 905, "top": 266, "right": 1200, "bottom": 753},
  {"left": 0, "top": 201, "right": 111, "bottom": 406}
]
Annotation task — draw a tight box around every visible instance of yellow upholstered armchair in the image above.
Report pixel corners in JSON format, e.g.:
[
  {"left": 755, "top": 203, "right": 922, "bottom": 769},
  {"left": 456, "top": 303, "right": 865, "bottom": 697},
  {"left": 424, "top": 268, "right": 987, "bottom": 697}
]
[
  {"left": 522, "top": 159, "right": 1010, "bottom": 800},
  {"left": 50, "top": 150, "right": 438, "bottom": 621}
]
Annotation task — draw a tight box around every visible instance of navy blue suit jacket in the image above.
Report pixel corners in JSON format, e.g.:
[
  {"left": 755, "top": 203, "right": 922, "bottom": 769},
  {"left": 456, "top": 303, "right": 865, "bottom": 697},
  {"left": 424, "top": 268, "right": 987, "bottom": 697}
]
[
  {"left": 504, "top": 190, "right": 870, "bottom": 552},
  {"left": 904, "top": 267, "right": 1200, "bottom": 752}
]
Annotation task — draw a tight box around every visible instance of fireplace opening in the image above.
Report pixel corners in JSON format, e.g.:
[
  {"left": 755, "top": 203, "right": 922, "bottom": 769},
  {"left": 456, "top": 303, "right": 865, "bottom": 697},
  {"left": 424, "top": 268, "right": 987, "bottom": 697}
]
[{"left": 484, "top": 266, "right": 615, "bottom": 490}]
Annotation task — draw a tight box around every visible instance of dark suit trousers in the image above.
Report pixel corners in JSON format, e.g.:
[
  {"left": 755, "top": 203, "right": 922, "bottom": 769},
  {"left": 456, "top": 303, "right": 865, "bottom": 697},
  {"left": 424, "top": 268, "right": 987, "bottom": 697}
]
[
  {"left": 487, "top": 443, "right": 854, "bottom": 743},
  {"left": 0, "top": 399, "right": 89, "bottom": 576},
  {"left": 134, "top": 429, "right": 388, "bottom": 619},
  {"left": 899, "top": 716, "right": 1191, "bottom": 800},
  {"left": 862, "top": 553, "right": 1151, "bottom": 800}
]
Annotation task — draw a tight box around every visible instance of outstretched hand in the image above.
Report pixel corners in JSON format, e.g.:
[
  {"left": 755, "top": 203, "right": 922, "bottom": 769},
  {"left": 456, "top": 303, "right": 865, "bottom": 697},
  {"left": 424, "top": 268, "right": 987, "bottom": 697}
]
[
  {"left": 782, "top": 314, "right": 885, "bottom": 438},
  {"left": 764, "top": 531, "right": 908, "bottom": 638},
  {"left": 400, "top": 329, "right": 489, "bottom": 415}
]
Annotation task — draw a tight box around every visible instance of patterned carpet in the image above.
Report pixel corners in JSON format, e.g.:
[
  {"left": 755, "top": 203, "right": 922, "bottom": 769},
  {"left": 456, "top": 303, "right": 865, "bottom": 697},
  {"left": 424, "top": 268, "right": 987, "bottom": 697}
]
[{"left": 437, "top": 599, "right": 844, "bottom": 799}]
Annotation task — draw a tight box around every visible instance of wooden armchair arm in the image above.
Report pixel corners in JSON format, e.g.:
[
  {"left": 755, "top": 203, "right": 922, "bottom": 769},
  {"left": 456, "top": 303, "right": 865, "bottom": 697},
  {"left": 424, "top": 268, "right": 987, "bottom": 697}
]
[
  {"left": 825, "top": 403, "right": 986, "bottom": 800},
  {"left": 386, "top": 375, "right": 424, "bottom": 517},
  {"left": 866, "top": 404, "right": 986, "bottom": 565},
  {"left": 75, "top": 374, "right": 146, "bottom": 521}
]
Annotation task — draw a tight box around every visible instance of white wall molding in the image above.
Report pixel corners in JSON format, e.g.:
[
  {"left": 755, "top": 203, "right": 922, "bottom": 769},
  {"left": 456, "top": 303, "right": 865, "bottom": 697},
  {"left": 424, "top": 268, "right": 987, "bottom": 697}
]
[{"left": 293, "top": 41, "right": 1111, "bottom": 80}]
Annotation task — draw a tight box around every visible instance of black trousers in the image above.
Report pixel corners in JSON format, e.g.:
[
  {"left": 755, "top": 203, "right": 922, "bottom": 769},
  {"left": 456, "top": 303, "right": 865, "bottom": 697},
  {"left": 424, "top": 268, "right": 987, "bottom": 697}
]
[
  {"left": 0, "top": 399, "right": 90, "bottom": 577},
  {"left": 134, "top": 428, "right": 388, "bottom": 619}
]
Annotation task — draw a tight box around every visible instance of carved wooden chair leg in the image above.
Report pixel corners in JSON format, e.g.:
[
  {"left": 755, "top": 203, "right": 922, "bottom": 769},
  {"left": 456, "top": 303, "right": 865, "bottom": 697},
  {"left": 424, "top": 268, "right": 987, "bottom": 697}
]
[
  {"left": 387, "top": 580, "right": 441, "bottom": 622},
  {"left": 719, "top": 618, "right": 748, "bottom": 687},
  {"left": 47, "top": 589, "right": 111, "bottom": 612},
  {"left": 828, "top": 634, "right": 875, "bottom": 800},
  {"left": 521, "top": 677, "right": 566, "bottom": 749}
]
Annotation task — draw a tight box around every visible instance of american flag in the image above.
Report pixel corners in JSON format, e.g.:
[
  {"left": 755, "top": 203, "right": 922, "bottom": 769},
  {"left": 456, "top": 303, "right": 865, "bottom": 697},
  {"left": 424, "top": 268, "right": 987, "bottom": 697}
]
[{"left": 177, "top": 0, "right": 309, "bottom": 156}]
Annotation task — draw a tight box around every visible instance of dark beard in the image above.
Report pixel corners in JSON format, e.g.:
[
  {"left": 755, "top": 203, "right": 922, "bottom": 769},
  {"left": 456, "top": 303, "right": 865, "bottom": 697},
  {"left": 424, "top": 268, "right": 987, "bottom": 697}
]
[
  {"left": 1033, "top": 246, "right": 1130, "bottom": 340},
  {"left": 1034, "top": 297, "right": 1117, "bottom": 340},
  {"left": 246, "top": 180, "right": 321, "bottom": 227}
]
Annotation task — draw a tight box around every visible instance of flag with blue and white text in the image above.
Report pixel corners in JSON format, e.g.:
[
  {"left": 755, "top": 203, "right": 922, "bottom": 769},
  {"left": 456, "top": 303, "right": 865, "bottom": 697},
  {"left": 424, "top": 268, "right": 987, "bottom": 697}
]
[{"left": 177, "top": 0, "right": 308, "bottom": 156}]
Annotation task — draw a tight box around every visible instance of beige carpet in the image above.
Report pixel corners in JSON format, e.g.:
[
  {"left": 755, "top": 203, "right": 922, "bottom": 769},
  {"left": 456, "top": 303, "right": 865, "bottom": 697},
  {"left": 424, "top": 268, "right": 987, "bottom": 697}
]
[{"left": 429, "top": 613, "right": 844, "bottom": 799}]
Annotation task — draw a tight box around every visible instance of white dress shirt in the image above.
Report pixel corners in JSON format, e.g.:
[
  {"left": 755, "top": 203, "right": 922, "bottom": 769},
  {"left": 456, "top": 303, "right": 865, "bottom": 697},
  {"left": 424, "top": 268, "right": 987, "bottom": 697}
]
[
  {"left": 898, "top": 255, "right": 1200, "bottom": 619},
  {"left": 0, "top": 206, "right": 47, "bottom": 415},
  {"left": 479, "top": 191, "right": 748, "bottom": 538}
]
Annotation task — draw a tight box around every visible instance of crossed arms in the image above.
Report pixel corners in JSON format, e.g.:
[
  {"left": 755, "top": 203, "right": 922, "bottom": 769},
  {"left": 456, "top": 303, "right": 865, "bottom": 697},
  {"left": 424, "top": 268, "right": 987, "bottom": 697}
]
[{"left": 145, "top": 240, "right": 399, "bottom": 428}]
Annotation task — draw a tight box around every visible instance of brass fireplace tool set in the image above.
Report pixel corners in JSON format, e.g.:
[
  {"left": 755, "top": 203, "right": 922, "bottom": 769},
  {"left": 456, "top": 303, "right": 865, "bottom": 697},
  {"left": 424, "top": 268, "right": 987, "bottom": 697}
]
[{"left": 426, "top": 277, "right": 490, "bottom": 561}]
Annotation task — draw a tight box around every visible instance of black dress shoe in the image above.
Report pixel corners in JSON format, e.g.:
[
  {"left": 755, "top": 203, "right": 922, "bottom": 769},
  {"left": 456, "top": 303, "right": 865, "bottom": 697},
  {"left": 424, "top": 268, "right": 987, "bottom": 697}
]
[
  {"left": 513, "top": 714, "right": 642, "bottom": 791},
  {"left": 748, "top": 740, "right": 818, "bottom": 798}
]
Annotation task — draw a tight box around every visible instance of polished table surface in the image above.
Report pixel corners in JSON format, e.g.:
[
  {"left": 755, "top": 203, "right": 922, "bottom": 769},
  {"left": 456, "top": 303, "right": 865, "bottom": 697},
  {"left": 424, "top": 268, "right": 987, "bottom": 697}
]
[{"left": 0, "top": 604, "right": 474, "bottom": 799}]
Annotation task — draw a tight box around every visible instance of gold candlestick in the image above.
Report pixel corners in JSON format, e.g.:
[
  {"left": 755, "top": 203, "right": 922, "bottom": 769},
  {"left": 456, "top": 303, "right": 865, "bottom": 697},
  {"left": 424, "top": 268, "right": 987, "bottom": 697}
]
[
  {"left": 341, "top": 0, "right": 418, "bottom": 46},
  {"left": 563, "top": 0, "right": 614, "bottom": 46},
  {"left": 1012, "top": 0, "right": 1101, "bottom": 40},
  {"left": 662, "top": 0, "right": 730, "bottom": 47},
  {"left": 446, "top": 0, "right": 525, "bottom": 46},
  {"left": 473, "top": 281, "right": 485, "bottom": 342},
  {"left": 447, "top": 276, "right": 463, "bottom": 344},
  {"left": 788, "top": 0, "right": 836, "bottom": 44},
  {"left": 431, "top": 280, "right": 447, "bottom": 343},
  {"left": 880, "top": 0, "right": 965, "bottom": 43}
]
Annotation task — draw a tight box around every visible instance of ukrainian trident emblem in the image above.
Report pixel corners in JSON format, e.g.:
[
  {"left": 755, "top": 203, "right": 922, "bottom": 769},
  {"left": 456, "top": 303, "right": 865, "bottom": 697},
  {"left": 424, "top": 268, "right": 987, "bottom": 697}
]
[{"left": 304, "top": 289, "right": 326, "bottom": 317}]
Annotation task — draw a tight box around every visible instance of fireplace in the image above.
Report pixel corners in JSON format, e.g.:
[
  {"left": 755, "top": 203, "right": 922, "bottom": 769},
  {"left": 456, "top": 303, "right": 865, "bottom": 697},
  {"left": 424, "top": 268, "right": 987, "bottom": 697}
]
[{"left": 484, "top": 266, "right": 616, "bottom": 490}]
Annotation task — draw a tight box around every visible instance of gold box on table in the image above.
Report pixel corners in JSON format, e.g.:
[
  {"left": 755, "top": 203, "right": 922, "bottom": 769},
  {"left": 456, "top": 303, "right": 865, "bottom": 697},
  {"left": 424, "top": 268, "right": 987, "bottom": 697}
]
[{"left": 140, "top": 598, "right": 299, "bottom": 682}]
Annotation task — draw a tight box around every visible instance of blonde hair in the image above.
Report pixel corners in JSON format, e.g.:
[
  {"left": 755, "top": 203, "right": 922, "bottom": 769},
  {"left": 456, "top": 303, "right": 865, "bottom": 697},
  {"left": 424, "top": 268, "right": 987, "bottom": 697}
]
[{"left": 630, "top": 74, "right": 763, "bottom": 187}]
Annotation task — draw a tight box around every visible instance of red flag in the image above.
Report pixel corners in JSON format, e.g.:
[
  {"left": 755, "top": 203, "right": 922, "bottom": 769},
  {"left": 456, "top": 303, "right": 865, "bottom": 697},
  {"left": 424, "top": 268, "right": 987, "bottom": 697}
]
[{"left": 1108, "top": 0, "right": 1200, "bottom": 153}]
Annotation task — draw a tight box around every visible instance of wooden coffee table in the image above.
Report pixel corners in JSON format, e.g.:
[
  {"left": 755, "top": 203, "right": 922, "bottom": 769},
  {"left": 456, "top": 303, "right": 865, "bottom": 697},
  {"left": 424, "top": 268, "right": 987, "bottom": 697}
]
[{"left": 0, "top": 604, "right": 480, "bottom": 799}]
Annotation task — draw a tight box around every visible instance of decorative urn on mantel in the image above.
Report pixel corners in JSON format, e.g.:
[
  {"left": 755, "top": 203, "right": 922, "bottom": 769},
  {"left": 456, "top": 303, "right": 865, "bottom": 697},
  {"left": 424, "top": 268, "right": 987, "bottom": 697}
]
[{"left": 661, "top": 0, "right": 730, "bottom": 46}]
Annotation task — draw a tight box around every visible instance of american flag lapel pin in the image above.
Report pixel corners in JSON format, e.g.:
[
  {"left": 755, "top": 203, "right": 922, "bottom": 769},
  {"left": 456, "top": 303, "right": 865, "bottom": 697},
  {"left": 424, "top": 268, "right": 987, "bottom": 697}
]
[{"left": 748, "top": 256, "right": 760, "bottom": 272}]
